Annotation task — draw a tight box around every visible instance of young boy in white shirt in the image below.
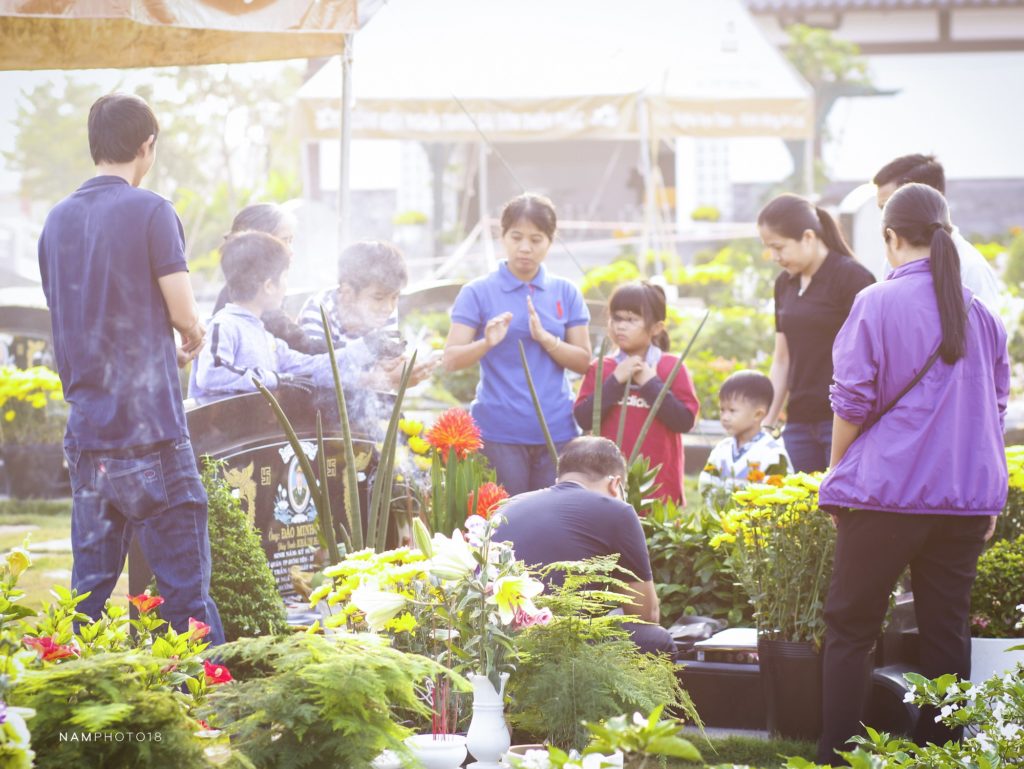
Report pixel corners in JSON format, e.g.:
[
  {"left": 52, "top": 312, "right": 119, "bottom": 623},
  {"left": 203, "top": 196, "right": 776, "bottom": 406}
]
[{"left": 699, "top": 370, "right": 793, "bottom": 509}]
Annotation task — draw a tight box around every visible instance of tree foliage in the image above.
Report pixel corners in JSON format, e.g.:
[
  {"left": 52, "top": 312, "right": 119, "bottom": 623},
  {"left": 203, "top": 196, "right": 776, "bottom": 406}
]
[
  {"left": 4, "top": 64, "right": 303, "bottom": 269},
  {"left": 2, "top": 78, "right": 105, "bottom": 207},
  {"left": 784, "top": 23, "right": 869, "bottom": 87}
]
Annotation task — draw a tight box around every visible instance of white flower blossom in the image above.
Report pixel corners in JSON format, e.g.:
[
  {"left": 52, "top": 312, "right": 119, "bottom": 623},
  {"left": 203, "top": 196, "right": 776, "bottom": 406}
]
[
  {"left": 935, "top": 704, "right": 955, "bottom": 723},
  {"left": 975, "top": 731, "right": 994, "bottom": 753},
  {"left": 903, "top": 690, "right": 916, "bottom": 704},
  {"left": 1000, "top": 722, "right": 1021, "bottom": 740}
]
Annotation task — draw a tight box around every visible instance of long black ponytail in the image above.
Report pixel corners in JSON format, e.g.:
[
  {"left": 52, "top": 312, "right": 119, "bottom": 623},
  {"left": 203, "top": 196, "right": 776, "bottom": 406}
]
[
  {"left": 883, "top": 183, "right": 966, "bottom": 363},
  {"left": 756, "top": 193, "right": 856, "bottom": 259}
]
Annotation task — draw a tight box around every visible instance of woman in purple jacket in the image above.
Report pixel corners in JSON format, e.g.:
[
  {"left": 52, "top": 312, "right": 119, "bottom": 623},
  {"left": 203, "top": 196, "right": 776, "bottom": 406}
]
[{"left": 816, "top": 183, "right": 1009, "bottom": 764}]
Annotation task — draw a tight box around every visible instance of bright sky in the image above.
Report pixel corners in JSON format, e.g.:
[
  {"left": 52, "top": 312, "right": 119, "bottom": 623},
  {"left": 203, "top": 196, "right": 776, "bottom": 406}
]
[{"left": 1, "top": 50, "right": 1022, "bottom": 195}]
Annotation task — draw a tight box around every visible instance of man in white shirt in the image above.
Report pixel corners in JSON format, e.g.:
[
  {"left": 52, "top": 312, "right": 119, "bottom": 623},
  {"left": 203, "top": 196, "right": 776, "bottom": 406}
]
[{"left": 874, "top": 154, "right": 1002, "bottom": 309}]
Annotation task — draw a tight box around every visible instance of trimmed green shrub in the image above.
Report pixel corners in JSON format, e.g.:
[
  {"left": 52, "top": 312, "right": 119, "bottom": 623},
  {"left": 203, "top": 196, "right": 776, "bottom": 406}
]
[
  {"left": 203, "top": 457, "right": 287, "bottom": 640},
  {"left": 971, "top": 535, "right": 1024, "bottom": 638}
]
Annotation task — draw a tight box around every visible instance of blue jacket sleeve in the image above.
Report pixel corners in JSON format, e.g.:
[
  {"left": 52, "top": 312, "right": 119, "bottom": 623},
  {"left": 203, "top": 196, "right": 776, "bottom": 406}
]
[{"left": 192, "top": 321, "right": 279, "bottom": 397}]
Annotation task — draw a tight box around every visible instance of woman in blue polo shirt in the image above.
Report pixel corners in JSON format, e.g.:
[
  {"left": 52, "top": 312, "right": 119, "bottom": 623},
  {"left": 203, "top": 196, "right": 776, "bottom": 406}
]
[{"left": 443, "top": 194, "right": 592, "bottom": 495}]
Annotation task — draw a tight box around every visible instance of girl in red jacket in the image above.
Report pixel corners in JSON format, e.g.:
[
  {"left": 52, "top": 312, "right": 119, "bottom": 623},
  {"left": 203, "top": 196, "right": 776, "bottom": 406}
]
[{"left": 574, "top": 282, "right": 700, "bottom": 505}]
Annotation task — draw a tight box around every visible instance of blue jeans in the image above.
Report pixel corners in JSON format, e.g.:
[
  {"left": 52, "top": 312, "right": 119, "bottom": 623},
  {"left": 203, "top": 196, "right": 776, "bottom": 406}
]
[
  {"left": 65, "top": 437, "right": 225, "bottom": 645},
  {"left": 481, "top": 440, "right": 567, "bottom": 497},
  {"left": 783, "top": 419, "right": 833, "bottom": 474}
]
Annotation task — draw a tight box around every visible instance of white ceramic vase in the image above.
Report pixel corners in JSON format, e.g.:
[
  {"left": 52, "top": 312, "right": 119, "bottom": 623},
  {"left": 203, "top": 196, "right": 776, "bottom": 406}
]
[
  {"left": 466, "top": 672, "right": 511, "bottom": 769},
  {"left": 404, "top": 734, "right": 468, "bottom": 769}
]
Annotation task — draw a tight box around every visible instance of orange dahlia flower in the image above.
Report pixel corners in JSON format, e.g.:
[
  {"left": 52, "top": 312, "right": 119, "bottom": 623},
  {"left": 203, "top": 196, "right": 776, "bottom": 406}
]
[
  {"left": 425, "top": 408, "right": 483, "bottom": 460},
  {"left": 467, "top": 481, "right": 509, "bottom": 520}
]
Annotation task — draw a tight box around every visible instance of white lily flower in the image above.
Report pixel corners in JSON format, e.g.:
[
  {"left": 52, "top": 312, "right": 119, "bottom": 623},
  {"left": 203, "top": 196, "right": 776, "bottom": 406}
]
[
  {"left": 487, "top": 573, "right": 545, "bottom": 624},
  {"left": 350, "top": 585, "right": 406, "bottom": 631},
  {"left": 428, "top": 529, "right": 477, "bottom": 580}
]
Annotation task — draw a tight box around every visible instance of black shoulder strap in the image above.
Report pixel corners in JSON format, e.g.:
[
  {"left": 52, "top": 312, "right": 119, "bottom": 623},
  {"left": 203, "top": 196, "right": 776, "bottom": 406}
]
[{"left": 861, "top": 296, "right": 977, "bottom": 432}]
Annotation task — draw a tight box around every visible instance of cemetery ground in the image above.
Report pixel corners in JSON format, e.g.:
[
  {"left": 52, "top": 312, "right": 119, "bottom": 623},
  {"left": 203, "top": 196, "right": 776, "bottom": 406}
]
[{"left": 0, "top": 488, "right": 825, "bottom": 769}]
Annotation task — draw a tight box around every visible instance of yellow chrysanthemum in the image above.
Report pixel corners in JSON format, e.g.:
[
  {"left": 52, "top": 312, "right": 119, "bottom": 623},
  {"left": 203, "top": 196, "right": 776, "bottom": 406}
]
[
  {"left": 408, "top": 435, "right": 431, "bottom": 455},
  {"left": 3, "top": 410, "right": 14, "bottom": 423},
  {"left": 384, "top": 612, "right": 418, "bottom": 634},
  {"left": 399, "top": 418, "right": 424, "bottom": 437}
]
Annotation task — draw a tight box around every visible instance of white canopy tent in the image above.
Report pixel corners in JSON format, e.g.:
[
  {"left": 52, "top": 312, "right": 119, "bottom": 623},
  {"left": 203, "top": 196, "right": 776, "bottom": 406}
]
[
  {"left": 296, "top": 0, "right": 814, "bottom": 268},
  {"left": 297, "top": 0, "right": 811, "bottom": 142}
]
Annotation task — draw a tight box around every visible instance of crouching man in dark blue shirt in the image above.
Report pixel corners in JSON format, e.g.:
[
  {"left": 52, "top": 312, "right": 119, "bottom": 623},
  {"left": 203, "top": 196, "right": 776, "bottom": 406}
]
[
  {"left": 494, "top": 436, "right": 675, "bottom": 655},
  {"left": 38, "top": 93, "right": 224, "bottom": 644}
]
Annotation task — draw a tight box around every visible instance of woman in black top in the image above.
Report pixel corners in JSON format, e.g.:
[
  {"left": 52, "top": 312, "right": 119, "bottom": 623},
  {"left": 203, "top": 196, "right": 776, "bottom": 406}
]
[{"left": 758, "top": 194, "right": 875, "bottom": 473}]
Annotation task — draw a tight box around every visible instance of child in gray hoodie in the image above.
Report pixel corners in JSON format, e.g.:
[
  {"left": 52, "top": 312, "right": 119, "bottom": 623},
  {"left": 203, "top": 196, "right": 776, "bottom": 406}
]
[{"left": 189, "top": 231, "right": 368, "bottom": 400}]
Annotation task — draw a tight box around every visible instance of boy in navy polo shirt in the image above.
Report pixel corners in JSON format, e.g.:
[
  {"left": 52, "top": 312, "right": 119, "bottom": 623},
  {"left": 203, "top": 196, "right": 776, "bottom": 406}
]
[{"left": 38, "top": 93, "right": 224, "bottom": 644}]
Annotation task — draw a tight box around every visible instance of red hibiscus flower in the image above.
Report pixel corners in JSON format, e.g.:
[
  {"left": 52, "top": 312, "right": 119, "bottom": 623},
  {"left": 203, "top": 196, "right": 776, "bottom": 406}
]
[
  {"left": 188, "top": 617, "right": 211, "bottom": 639},
  {"left": 467, "top": 482, "right": 509, "bottom": 520},
  {"left": 127, "top": 591, "right": 165, "bottom": 614},
  {"left": 425, "top": 408, "right": 483, "bottom": 460},
  {"left": 23, "top": 635, "right": 77, "bottom": 662},
  {"left": 203, "top": 659, "right": 233, "bottom": 685}
]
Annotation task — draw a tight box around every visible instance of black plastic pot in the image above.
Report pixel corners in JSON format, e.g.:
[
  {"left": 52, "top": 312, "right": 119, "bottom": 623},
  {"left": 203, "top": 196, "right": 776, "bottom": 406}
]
[
  {"left": 2, "top": 443, "right": 69, "bottom": 499},
  {"left": 757, "top": 638, "right": 823, "bottom": 741}
]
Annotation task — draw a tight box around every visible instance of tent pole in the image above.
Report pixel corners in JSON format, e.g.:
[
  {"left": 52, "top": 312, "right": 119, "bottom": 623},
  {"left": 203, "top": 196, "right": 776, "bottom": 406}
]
[
  {"left": 638, "top": 95, "right": 658, "bottom": 277},
  {"left": 338, "top": 33, "right": 354, "bottom": 255},
  {"left": 803, "top": 135, "right": 814, "bottom": 196},
  {"left": 478, "top": 142, "right": 495, "bottom": 269}
]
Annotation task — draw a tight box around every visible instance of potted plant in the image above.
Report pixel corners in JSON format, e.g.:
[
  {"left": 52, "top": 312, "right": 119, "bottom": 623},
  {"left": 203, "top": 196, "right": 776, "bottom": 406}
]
[
  {"left": 0, "top": 365, "right": 67, "bottom": 498},
  {"left": 206, "top": 632, "right": 457, "bottom": 769},
  {"left": 970, "top": 534, "right": 1024, "bottom": 683},
  {"left": 507, "top": 556, "right": 700, "bottom": 751},
  {"left": 311, "top": 514, "right": 549, "bottom": 768},
  {"left": 713, "top": 472, "right": 832, "bottom": 741},
  {"left": 506, "top": 705, "right": 702, "bottom": 769}
]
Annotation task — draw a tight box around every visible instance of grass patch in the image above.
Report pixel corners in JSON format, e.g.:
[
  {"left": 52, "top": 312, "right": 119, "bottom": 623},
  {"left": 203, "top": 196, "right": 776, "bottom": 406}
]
[
  {"left": 0, "top": 498, "right": 72, "bottom": 518},
  {"left": 0, "top": 503, "right": 128, "bottom": 616},
  {"left": 674, "top": 735, "right": 816, "bottom": 767}
]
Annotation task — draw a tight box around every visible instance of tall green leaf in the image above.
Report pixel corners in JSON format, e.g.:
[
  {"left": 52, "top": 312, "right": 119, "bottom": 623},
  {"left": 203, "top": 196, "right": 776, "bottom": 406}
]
[
  {"left": 518, "top": 340, "right": 558, "bottom": 469},
  {"left": 627, "top": 311, "right": 710, "bottom": 465},
  {"left": 591, "top": 336, "right": 610, "bottom": 435},
  {"left": 366, "top": 350, "right": 418, "bottom": 552},
  {"left": 315, "top": 412, "right": 342, "bottom": 564},
  {"left": 320, "top": 305, "right": 364, "bottom": 552},
  {"left": 253, "top": 379, "right": 348, "bottom": 559},
  {"left": 615, "top": 380, "right": 632, "bottom": 447}
]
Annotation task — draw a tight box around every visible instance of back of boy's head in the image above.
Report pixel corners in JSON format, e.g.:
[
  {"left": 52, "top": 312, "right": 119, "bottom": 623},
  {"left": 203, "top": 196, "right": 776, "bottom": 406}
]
[
  {"left": 719, "top": 370, "right": 774, "bottom": 411},
  {"left": 221, "top": 232, "right": 290, "bottom": 303},
  {"left": 873, "top": 154, "right": 946, "bottom": 195},
  {"left": 88, "top": 93, "right": 159, "bottom": 165},
  {"left": 608, "top": 281, "right": 670, "bottom": 351},
  {"left": 337, "top": 240, "right": 407, "bottom": 293}
]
